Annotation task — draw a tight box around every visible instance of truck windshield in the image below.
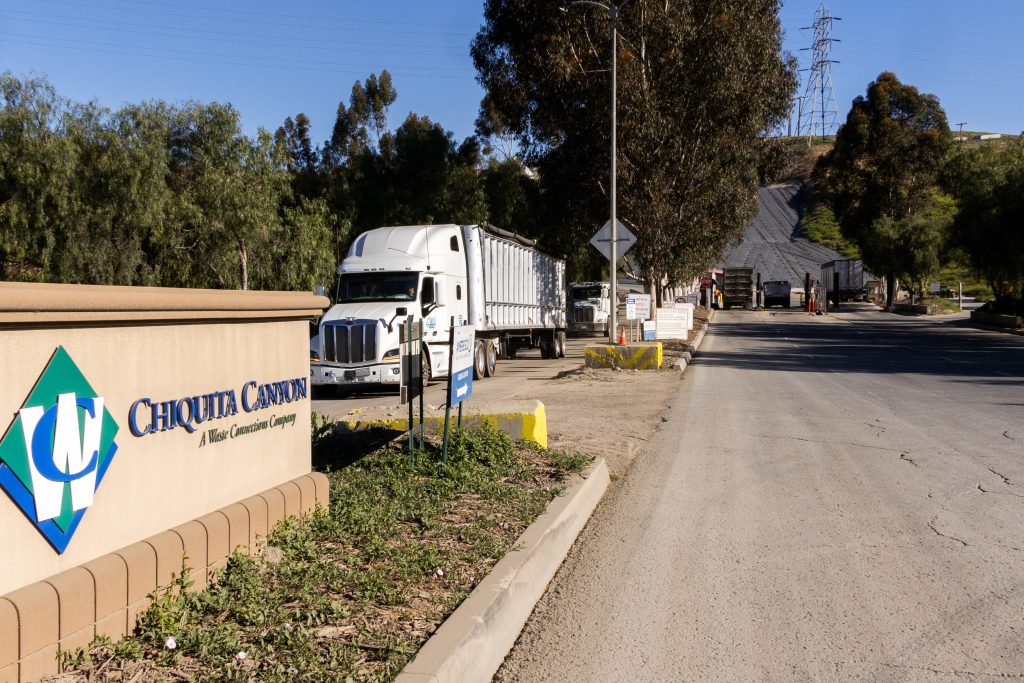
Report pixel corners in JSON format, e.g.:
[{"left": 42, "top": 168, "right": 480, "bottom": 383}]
[
  {"left": 572, "top": 287, "right": 603, "bottom": 300},
  {"left": 336, "top": 273, "right": 418, "bottom": 303}
]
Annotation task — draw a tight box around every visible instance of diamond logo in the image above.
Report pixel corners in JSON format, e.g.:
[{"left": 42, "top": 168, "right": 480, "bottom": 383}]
[{"left": 0, "top": 347, "right": 119, "bottom": 553}]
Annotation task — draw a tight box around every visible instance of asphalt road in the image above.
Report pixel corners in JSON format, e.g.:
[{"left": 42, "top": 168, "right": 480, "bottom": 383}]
[
  {"left": 719, "top": 183, "right": 848, "bottom": 284},
  {"left": 311, "top": 337, "right": 597, "bottom": 417},
  {"left": 498, "top": 307, "right": 1024, "bottom": 681}
]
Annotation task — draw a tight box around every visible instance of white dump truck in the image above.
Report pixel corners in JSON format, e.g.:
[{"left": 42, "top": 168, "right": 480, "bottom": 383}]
[
  {"left": 567, "top": 282, "right": 611, "bottom": 336},
  {"left": 310, "top": 223, "right": 567, "bottom": 393}
]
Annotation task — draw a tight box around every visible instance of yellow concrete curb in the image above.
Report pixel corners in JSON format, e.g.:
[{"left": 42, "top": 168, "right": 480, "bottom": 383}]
[
  {"left": 583, "top": 343, "right": 663, "bottom": 370},
  {"left": 338, "top": 400, "right": 548, "bottom": 448}
]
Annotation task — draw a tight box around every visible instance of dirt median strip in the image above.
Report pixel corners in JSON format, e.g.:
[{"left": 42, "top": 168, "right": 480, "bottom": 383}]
[{"left": 395, "top": 458, "right": 610, "bottom": 683}]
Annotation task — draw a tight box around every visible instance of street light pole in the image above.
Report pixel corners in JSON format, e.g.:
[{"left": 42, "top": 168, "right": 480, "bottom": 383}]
[{"left": 565, "top": 0, "right": 631, "bottom": 344}]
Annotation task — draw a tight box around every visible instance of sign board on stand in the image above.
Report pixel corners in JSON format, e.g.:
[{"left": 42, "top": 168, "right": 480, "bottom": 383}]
[
  {"left": 449, "top": 325, "right": 475, "bottom": 407},
  {"left": 656, "top": 308, "right": 690, "bottom": 340},
  {"left": 625, "top": 294, "right": 651, "bottom": 321},
  {"left": 643, "top": 320, "right": 657, "bottom": 341},
  {"left": 399, "top": 319, "right": 423, "bottom": 404}
]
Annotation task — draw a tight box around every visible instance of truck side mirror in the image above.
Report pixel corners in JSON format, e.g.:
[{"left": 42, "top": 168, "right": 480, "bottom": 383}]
[
  {"left": 434, "top": 281, "right": 448, "bottom": 308},
  {"left": 387, "top": 307, "right": 408, "bottom": 333},
  {"left": 314, "top": 284, "right": 328, "bottom": 298}
]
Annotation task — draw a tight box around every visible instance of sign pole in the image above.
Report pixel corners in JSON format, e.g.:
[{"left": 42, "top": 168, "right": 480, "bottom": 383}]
[
  {"left": 406, "top": 315, "right": 414, "bottom": 464},
  {"left": 418, "top": 345, "right": 425, "bottom": 450},
  {"left": 442, "top": 316, "right": 456, "bottom": 465}
]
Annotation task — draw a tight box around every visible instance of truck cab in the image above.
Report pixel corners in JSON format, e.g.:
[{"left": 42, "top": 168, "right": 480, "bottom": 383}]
[
  {"left": 310, "top": 225, "right": 467, "bottom": 391},
  {"left": 567, "top": 282, "right": 610, "bottom": 335}
]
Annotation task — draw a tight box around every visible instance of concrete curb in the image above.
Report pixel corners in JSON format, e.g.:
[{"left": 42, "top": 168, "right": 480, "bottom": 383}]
[
  {"left": 671, "top": 315, "right": 713, "bottom": 372},
  {"left": 395, "top": 458, "right": 611, "bottom": 683}
]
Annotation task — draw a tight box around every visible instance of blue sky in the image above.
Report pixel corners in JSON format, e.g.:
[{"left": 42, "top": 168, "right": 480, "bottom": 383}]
[{"left": 1, "top": 0, "right": 1021, "bottom": 145}]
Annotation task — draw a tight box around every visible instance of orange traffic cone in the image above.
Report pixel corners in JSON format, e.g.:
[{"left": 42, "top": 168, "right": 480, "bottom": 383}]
[{"left": 617, "top": 325, "right": 627, "bottom": 345}]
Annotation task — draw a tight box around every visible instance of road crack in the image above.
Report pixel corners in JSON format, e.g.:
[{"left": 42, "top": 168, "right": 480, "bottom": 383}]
[
  {"left": 988, "top": 467, "right": 1013, "bottom": 486},
  {"left": 899, "top": 452, "right": 920, "bottom": 468},
  {"left": 927, "top": 517, "right": 969, "bottom": 547},
  {"left": 977, "top": 483, "right": 1024, "bottom": 499}
]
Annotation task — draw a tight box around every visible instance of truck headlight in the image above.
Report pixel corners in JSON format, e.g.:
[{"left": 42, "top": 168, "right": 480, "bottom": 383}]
[
  {"left": 310, "top": 349, "right": 320, "bottom": 362},
  {"left": 382, "top": 348, "right": 400, "bottom": 361}
]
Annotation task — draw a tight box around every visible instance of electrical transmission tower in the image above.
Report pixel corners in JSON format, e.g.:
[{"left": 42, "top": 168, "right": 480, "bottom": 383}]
[{"left": 797, "top": 4, "right": 841, "bottom": 140}]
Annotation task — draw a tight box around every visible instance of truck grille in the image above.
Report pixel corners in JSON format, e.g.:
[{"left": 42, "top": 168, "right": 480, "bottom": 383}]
[
  {"left": 575, "top": 306, "right": 595, "bottom": 323},
  {"left": 323, "top": 321, "right": 377, "bottom": 364}
]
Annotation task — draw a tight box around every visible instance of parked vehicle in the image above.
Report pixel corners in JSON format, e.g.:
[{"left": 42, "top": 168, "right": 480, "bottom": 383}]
[
  {"left": 721, "top": 267, "right": 756, "bottom": 309},
  {"left": 311, "top": 224, "right": 566, "bottom": 393},
  {"left": 567, "top": 282, "right": 611, "bottom": 335},
  {"left": 821, "top": 259, "right": 868, "bottom": 302},
  {"left": 762, "top": 280, "right": 792, "bottom": 308}
]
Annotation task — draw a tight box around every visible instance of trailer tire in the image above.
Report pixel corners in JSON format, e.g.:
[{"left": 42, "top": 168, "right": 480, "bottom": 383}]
[
  {"left": 539, "top": 341, "right": 552, "bottom": 359},
  {"left": 555, "top": 331, "right": 566, "bottom": 358},
  {"left": 504, "top": 343, "right": 518, "bottom": 360},
  {"left": 473, "top": 340, "right": 487, "bottom": 380},
  {"left": 485, "top": 341, "right": 498, "bottom": 377}
]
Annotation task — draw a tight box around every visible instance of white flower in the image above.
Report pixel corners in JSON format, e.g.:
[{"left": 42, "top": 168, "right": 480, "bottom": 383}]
[
  {"left": 164, "top": 636, "right": 177, "bottom": 650},
  {"left": 284, "top": 622, "right": 293, "bottom": 632},
  {"left": 235, "top": 651, "right": 247, "bottom": 661},
  {"left": 433, "top": 568, "right": 444, "bottom": 578}
]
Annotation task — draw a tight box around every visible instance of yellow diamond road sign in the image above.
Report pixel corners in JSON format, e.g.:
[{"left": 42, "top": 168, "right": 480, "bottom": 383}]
[{"left": 590, "top": 220, "right": 636, "bottom": 261}]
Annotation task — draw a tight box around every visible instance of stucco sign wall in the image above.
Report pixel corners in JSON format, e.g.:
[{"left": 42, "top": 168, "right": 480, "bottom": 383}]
[{"left": 0, "top": 283, "right": 327, "bottom": 597}]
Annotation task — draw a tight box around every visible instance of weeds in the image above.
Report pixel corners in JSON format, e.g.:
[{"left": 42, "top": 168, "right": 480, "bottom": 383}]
[{"left": 61, "top": 424, "right": 590, "bottom": 682}]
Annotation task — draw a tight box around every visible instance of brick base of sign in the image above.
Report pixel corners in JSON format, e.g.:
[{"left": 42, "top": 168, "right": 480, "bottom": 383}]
[{"left": 0, "top": 472, "right": 329, "bottom": 683}]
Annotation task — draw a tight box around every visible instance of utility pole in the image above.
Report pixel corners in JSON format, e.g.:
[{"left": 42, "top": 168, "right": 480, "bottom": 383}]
[
  {"left": 798, "top": 4, "right": 841, "bottom": 141},
  {"left": 563, "top": 0, "right": 632, "bottom": 344},
  {"left": 957, "top": 121, "right": 967, "bottom": 142}
]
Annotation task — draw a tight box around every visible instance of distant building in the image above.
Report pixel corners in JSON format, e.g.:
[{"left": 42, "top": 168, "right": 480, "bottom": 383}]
[{"left": 973, "top": 133, "right": 1003, "bottom": 141}]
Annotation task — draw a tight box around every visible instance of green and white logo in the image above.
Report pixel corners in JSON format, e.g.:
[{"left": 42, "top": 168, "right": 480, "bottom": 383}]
[{"left": 0, "top": 347, "right": 119, "bottom": 553}]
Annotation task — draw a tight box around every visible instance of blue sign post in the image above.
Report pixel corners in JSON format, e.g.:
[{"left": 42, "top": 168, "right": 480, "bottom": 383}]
[{"left": 442, "top": 321, "right": 475, "bottom": 463}]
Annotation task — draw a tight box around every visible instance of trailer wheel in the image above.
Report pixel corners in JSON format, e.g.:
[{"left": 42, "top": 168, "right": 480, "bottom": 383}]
[
  {"left": 473, "top": 340, "right": 487, "bottom": 379},
  {"left": 555, "top": 331, "right": 566, "bottom": 358},
  {"left": 504, "top": 343, "right": 518, "bottom": 360},
  {"left": 539, "top": 341, "right": 552, "bottom": 359},
  {"left": 485, "top": 341, "right": 498, "bottom": 377}
]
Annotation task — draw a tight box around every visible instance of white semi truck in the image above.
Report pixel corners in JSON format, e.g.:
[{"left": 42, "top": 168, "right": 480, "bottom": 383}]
[
  {"left": 310, "top": 223, "right": 567, "bottom": 393},
  {"left": 567, "top": 282, "right": 611, "bottom": 336}
]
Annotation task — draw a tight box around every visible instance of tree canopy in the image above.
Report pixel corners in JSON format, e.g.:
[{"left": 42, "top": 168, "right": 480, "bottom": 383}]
[
  {"left": 472, "top": 0, "right": 797, "bottom": 287},
  {"left": 814, "top": 72, "right": 952, "bottom": 302}
]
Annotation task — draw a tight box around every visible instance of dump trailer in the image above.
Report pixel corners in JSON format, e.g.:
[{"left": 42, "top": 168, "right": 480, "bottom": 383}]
[
  {"left": 821, "top": 259, "right": 868, "bottom": 302},
  {"left": 567, "top": 282, "right": 611, "bottom": 335},
  {"left": 311, "top": 224, "right": 567, "bottom": 392},
  {"left": 721, "top": 267, "right": 756, "bottom": 309},
  {"left": 762, "top": 280, "right": 792, "bottom": 308}
]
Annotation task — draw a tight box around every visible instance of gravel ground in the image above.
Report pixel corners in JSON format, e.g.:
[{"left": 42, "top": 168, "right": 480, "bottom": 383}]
[{"left": 508, "top": 309, "right": 710, "bottom": 477}]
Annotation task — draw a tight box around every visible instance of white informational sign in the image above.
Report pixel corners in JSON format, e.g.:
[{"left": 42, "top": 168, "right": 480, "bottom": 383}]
[
  {"left": 656, "top": 308, "right": 690, "bottom": 340},
  {"left": 643, "top": 320, "right": 657, "bottom": 341},
  {"left": 673, "top": 302, "right": 695, "bottom": 330},
  {"left": 449, "top": 325, "right": 475, "bottom": 407},
  {"left": 589, "top": 220, "right": 637, "bottom": 262},
  {"left": 930, "top": 282, "right": 941, "bottom": 294},
  {"left": 625, "top": 294, "right": 651, "bottom": 321}
]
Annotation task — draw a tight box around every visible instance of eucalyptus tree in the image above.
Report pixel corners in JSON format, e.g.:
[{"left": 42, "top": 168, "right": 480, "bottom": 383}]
[
  {"left": 472, "top": 0, "right": 796, "bottom": 293},
  {"left": 815, "top": 72, "right": 951, "bottom": 305}
]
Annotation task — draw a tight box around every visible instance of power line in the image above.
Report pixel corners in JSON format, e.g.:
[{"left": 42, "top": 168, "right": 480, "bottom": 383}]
[
  {"left": 3, "top": 11, "right": 469, "bottom": 56},
  {"left": 796, "top": 4, "right": 841, "bottom": 140}
]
